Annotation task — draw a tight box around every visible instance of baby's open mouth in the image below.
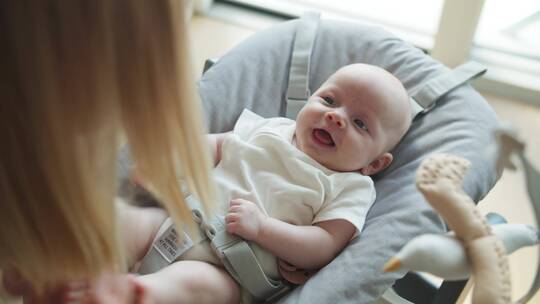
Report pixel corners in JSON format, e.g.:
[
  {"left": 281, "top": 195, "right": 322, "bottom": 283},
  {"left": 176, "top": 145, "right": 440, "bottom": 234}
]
[{"left": 313, "top": 129, "right": 335, "bottom": 147}]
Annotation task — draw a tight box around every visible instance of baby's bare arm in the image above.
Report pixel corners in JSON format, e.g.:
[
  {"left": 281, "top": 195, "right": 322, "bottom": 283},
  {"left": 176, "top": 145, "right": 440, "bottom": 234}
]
[
  {"left": 257, "top": 218, "right": 355, "bottom": 270},
  {"left": 225, "top": 199, "right": 355, "bottom": 270}
]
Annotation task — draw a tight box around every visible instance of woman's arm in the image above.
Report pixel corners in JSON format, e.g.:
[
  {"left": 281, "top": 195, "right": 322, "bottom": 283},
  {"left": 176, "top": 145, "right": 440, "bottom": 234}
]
[{"left": 225, "top": 199, "right": 355, "bottom": 270}]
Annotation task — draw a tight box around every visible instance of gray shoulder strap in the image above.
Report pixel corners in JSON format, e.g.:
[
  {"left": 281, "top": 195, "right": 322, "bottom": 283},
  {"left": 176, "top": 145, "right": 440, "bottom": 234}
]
[
  {"left": 410, "top": 61, "right": 487, "bottom": 119},
  {"left": 286, "top": 11, "right": 320, "bottom": 119}
]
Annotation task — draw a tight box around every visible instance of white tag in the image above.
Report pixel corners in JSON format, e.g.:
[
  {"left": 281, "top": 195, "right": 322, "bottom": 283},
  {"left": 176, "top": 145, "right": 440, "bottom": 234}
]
[{"left": 153, "top": 223, "right": 194, "bottom": 263}]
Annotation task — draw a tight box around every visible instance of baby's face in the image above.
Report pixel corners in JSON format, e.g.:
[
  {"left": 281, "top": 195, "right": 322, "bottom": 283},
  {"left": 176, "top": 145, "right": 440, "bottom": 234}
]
[{"left": 294, "top": 64, "right": 410, "bottom": 173}]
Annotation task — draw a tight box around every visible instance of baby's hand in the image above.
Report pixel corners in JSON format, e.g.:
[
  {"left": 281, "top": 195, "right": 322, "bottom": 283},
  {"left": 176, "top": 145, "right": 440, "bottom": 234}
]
[{"left": 225, "top": 198, "right": 266, "bottom": 241}]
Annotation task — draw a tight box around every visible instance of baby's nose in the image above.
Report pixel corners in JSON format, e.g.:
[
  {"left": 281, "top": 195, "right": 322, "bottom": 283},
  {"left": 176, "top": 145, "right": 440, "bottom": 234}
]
[{"left": 325, "top": 112, "right": 346, "bottom": 128}]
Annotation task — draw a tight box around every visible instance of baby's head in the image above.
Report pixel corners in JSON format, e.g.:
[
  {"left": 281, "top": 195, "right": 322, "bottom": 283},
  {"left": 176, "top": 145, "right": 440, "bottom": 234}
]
[{"left": 294, "top": 64, "right": 411, "bottom": 174}]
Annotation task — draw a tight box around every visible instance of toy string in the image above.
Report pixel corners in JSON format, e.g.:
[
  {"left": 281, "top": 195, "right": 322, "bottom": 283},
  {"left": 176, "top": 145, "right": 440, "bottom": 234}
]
[{"left": 516, "top": 152, "right": 540, "bottom": 303}]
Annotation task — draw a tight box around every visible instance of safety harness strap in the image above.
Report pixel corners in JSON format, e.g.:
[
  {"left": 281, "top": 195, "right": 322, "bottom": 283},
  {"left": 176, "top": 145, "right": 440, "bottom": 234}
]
[
  {"left": 220, "top": 239, "right": 287, "bottom": 300},
  {"left": 410, "top": 61, "right": 487, "bottom": 119},
  {"left": 137, "top": 218, "right": 178, "bottom": 275},
  {"left": 207, "top": 205, "right": 287, "bottom": 300},
  {"left": 137, "top": 192, "right": 289, "bottom": 301},
  {"left": 285, "top": 11, "right": 320, "bottom": 119},
  {"left": 137, "top": 195, "right": 207, "bottom": 275}
]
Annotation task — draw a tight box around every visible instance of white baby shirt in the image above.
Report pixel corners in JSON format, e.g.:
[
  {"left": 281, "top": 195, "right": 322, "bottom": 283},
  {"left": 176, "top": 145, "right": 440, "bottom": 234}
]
[{"left": 213, "top": 109, "right": 375, "bottom": 236}]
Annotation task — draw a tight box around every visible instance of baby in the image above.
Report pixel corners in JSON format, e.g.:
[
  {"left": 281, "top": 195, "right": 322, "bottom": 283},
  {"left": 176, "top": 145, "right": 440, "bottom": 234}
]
[
  {"left": 22, "top": 63, "right": 410, "bottom": 304},
  {"left": 124, "top": 63, "right": 412, "bottom": 304}
]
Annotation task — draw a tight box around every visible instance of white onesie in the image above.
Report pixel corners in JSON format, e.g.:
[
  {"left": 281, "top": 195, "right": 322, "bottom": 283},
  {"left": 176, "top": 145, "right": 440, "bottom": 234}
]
[{"left": 214, "top": 109, "right": 375, "bottom": 236}]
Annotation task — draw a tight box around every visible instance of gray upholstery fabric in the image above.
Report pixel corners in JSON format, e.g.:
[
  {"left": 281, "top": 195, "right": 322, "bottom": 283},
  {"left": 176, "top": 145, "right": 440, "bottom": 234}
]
[{"left": 198, "top": 19, "right": 500, "bottom": 303}]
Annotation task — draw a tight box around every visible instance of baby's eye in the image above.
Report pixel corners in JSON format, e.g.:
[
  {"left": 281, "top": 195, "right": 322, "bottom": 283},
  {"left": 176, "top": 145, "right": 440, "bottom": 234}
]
[
  {"left": 354, "top": 118, "right": 368, "bottom": 131},
  {"left": 322, "top": 96, "right": 334, "bottom": 105}
]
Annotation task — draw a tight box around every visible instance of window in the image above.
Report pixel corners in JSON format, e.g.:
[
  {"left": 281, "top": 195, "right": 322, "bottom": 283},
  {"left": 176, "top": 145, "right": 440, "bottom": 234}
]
[
  {"left": 224, "top": 0, "right": 444, "bottom": 49},
  {"left": 472, "top": 1, "right": 540, "bottom": 89},
  {"left": 217, "top": 0, "right": 540, "bottom": 103}
]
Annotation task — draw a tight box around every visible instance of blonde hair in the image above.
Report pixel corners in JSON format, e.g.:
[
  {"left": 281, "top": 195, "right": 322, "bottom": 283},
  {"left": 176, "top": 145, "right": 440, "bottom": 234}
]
[{"left": 0, "top": 0, "right": 214, "bottom": 293}]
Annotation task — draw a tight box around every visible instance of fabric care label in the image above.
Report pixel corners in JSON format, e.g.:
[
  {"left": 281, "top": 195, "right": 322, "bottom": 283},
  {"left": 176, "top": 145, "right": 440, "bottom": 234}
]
[{"left": 153, "top": 221, "right": 194, "bottom": 263}]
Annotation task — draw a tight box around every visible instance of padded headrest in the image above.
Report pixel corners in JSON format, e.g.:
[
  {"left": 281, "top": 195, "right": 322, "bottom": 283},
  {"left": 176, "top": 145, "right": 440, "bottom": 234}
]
[{"left": 198, "top": 18, "right": 500, "bottom": 303}]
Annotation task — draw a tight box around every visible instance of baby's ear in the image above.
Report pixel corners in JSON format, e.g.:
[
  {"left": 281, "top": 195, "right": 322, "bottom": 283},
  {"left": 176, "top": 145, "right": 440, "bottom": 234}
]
[{"left": 360, "top": 153, "right": 393, "bottom": 176}]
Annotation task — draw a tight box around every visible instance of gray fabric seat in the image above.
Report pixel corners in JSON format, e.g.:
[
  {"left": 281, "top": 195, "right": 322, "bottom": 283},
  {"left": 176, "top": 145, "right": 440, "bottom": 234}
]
[{"left": 198, "top": 18, "right": 500, "bottom": 303}]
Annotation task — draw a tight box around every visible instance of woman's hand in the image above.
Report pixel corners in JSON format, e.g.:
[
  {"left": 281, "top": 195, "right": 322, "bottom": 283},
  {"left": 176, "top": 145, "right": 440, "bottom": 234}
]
[
  {"left": 2, "top": 266, "right": 29, "bottom": 297},
  {"left": 2, "top": 267, "right": 152, "bottom": 304},
  {"left": 225, "top": 198, "right": 267, "bottom": 241},
  {"left": 2, "top": 267, "right": 80, "bottom": 304}
]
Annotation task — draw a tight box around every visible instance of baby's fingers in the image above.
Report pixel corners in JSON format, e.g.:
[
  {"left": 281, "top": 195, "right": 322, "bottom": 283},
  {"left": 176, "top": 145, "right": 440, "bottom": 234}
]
[
  {"left": 229, "top": 199, "right": 244, "bottom": 207},
  {"left": 225, "top": 213, "right": 239, "bottom": 223},
  {"left": 230, "top": 198, "right": 254, "bottom": 206},
  {"left": 228, "top": 205, "right": 240, "bottom": 212},
  {"left": 226, "top": 222, "right": 239, "bottom": 234}
]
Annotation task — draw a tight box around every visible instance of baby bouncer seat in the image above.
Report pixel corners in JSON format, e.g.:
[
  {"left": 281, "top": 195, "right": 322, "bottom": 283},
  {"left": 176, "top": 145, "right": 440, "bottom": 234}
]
[{"left": 197, "top": 11, "right": 501, "bottom": 303}]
